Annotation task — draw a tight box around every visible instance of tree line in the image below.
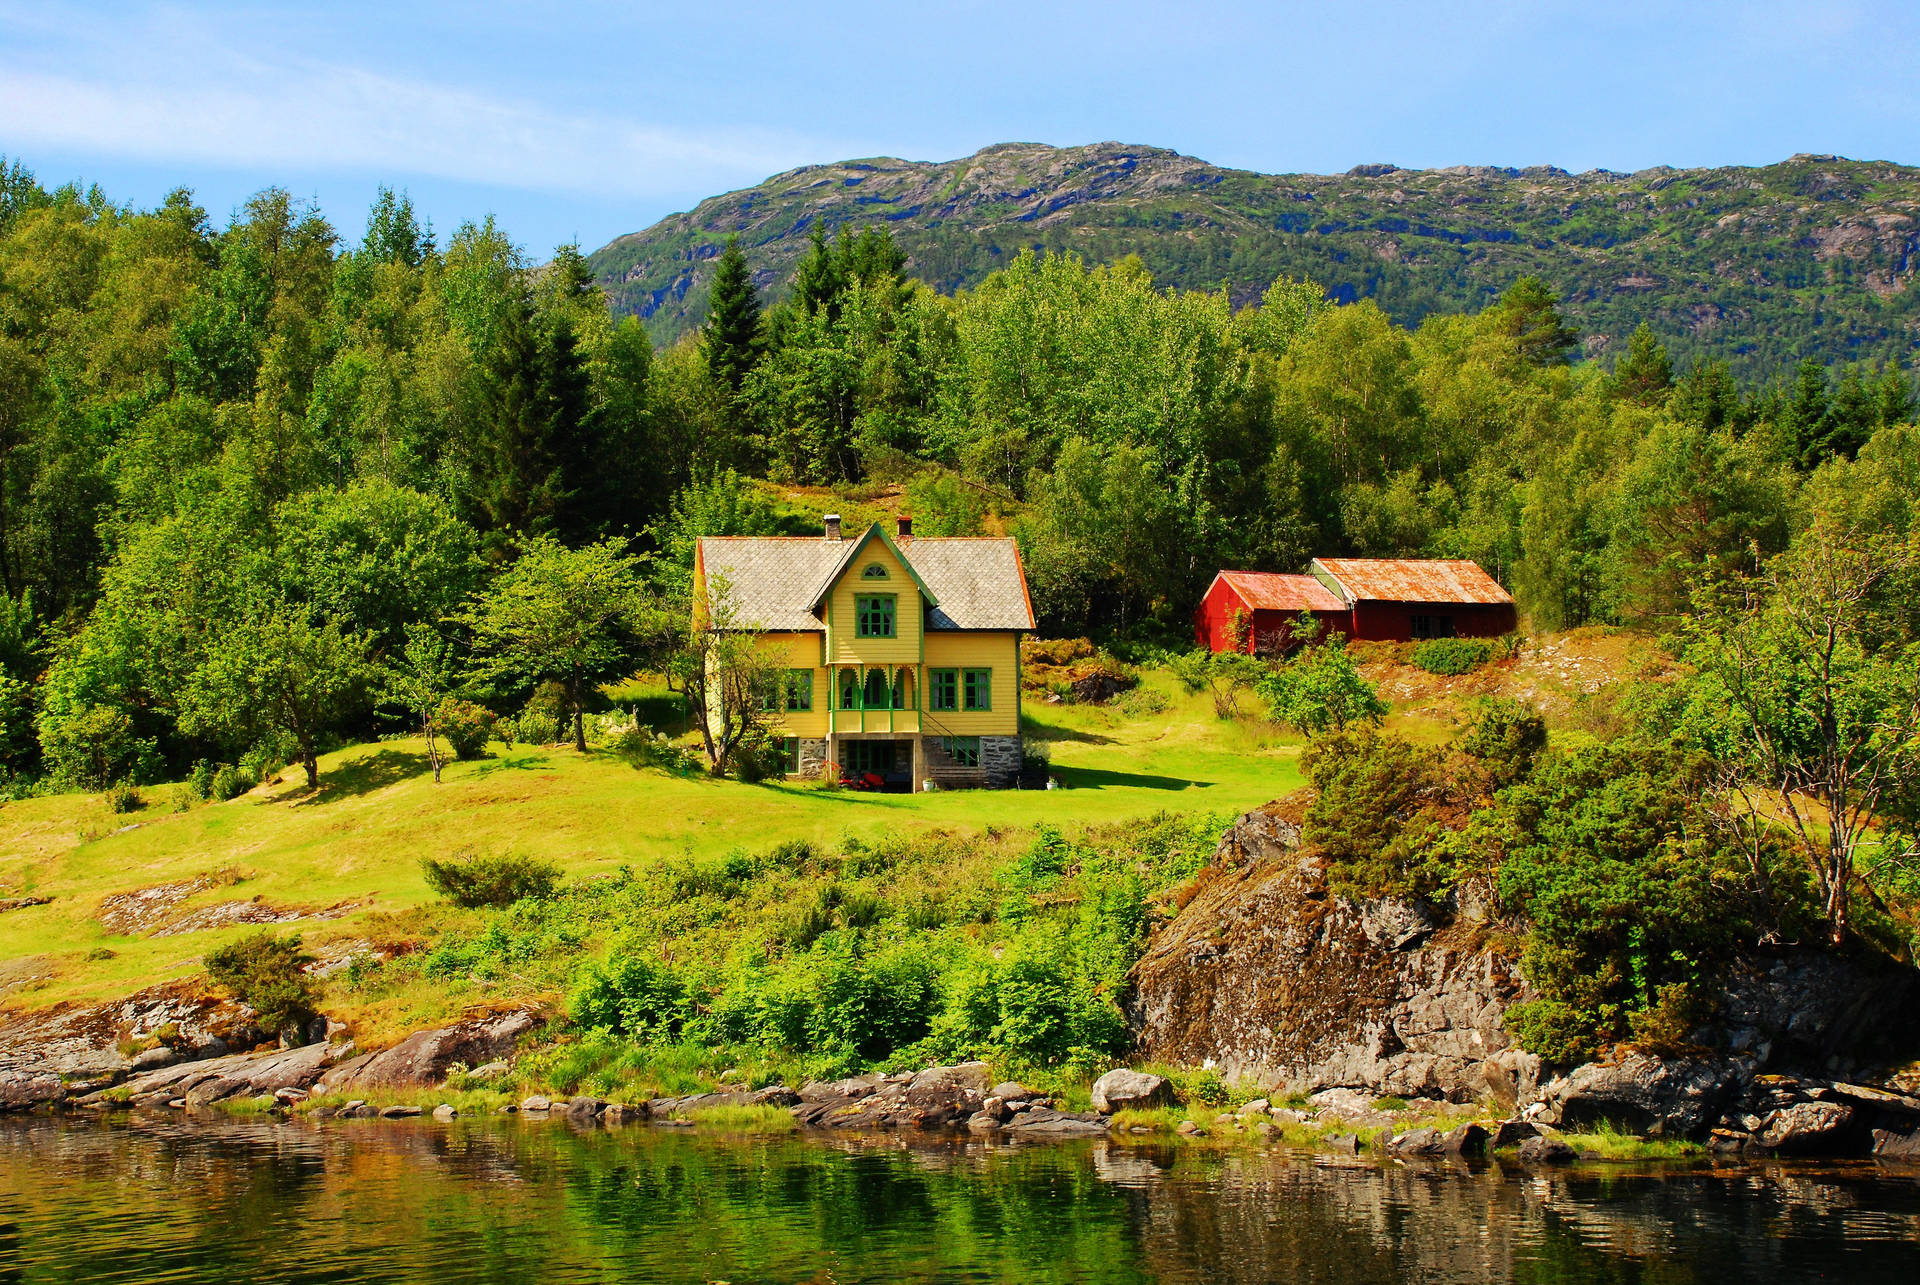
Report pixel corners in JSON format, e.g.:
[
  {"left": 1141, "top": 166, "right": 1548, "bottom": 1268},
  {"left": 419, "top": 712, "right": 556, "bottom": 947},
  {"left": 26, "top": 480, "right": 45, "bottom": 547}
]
[{"left": 1, "top": 157, "right": 1917, "bottom": 799}]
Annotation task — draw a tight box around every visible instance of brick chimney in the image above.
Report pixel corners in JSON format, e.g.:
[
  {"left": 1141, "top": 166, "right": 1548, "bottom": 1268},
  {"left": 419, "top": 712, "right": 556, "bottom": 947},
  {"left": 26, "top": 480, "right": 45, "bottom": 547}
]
[
  {"left": 896, "top": 515, "right": 913, "bottom": 541},
  {"left": 823, "top": 513, "right": 842, "bottom": 541}
]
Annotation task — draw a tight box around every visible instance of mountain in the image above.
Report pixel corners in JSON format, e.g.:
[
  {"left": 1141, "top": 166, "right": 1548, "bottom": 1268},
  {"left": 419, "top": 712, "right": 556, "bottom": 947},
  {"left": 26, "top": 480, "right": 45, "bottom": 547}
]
[{"left": 587, "top": 142, "right": 1920, "bottom": 377}]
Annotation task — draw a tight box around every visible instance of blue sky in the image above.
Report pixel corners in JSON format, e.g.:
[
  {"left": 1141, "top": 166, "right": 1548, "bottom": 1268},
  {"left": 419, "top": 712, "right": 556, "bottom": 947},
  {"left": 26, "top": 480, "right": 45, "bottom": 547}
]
[{"left": 4, "top": 1, "right": 1917, "bottom": 258}]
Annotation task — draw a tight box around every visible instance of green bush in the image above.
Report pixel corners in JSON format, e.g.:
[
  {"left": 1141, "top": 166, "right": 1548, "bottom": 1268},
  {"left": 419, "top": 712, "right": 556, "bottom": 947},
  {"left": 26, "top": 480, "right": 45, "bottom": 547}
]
[
  {"left": 516, "top": 681, "right": 569, "bottom": 745},
  {"left": 1460, "top": 697, "right": 1548, "bottom": 789},
  {"left": 105, "top": 780, "right": 142, "bottom": 813},
  {"left": 210, "top": 763, "right": 254, "bottom": 801},
  {"left": 41, "top": 703, "right": 157, "bottom": 790},
  {"left": 614, "top": 728, "right": 697, "bottom": 773},
  {"left": 572, "top": 953, "right": 691, "bottom": 1038},
  {"left": 421, "top": 849, "right": 561, "bottom": 908},
  {"left": 1301, "top": 728, "right": 1452, "bottom": 900},
  {"left": 204, "top": 931, "right": 320, "bottom": 1035},
  {"left": 1410, "top": 637, "right": 1493, "bottom": 676},
  {"left": 1257, "top": 642, "right": 1387, "bottom": 734},
  {"left": 436, "top": 698, "right": 495, "bottom": 760}
]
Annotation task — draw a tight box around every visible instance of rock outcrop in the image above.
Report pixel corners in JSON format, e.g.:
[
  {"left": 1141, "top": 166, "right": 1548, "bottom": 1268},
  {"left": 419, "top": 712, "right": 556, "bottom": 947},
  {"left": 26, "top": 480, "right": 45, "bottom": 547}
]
[
  {"left": 1129, "top": 806, "right": 1920, "bottom": 1153},
  {"left": 317, "top": 1008, "right": 542, "bottom": 1091},
  {"left": 1130, "top": 806, "right": 1534, "bottom": 1104}
]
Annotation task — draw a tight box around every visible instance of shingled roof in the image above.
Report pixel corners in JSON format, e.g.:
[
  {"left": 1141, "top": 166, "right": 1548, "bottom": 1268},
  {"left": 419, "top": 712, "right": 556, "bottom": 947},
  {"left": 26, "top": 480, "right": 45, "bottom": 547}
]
[
  {"left": 698, "top": 527, "right": 1035, "bottom": 632},
  {"left": 1212, "top": 571, "right": 1347, "bottom": 614},
  {"left": 1310, "top": 558, "right": 1513, "bottom": 606}
]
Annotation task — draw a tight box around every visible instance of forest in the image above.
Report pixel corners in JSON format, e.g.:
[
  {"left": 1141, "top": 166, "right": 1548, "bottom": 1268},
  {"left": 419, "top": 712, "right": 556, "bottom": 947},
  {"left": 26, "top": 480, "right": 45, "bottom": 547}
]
[{"left": 0, "top": 156, "right": 1916, "bottom": 797}]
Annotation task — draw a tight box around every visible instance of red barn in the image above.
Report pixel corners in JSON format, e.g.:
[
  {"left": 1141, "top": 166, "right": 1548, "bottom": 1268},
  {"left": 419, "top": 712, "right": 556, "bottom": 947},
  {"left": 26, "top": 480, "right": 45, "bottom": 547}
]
[
  {"left": 1308, "top": 558, "right": 1516, "bottom": 642},
  {"left": 1194, "top": 571, "right": 1350, "bottom": 654}
]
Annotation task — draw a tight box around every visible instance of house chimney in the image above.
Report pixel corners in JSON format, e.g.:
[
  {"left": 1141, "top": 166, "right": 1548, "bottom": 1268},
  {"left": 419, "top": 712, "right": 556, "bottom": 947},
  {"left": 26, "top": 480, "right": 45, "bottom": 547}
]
[
  {"left": 823, "top": 513, "right": 842, "bottom": 541},
  {"left": 896, "top": 515, "right": 913, "bottom": 541}
]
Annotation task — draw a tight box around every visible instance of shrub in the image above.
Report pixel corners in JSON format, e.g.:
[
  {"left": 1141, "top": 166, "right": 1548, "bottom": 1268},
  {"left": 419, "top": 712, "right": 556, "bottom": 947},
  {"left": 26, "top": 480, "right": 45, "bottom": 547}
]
[
  {"left": 1114, "top": 685, "right": 1170, "bottom": 718},
  {"left": 204, "top": 931, "right": 320, "bottom": 1035},
  {"left": 1460, "top": 697, "right": 1548, "bottom": 789},
  {"left": 1410, "top": 637, "right": 1493, "bottom": 676},
  {"left": 1301, "top": 728, "right": 1452, "bottom": 900},
  {"left": 1257, "top": 642, "right": 1387, "bottom": 734},
  {"left": 421, "top": 849, "right": 561, "bottom": 908},
  {"left": 614, "top": 728, "right": 696, "bottom": 773},
  {"left": 516, "top": 682, "right": 569, "bottom": 745},
  {"left": 105, "top": 780, "right": 142, "bottom": 813},
  {"left": 571, "top": 953, "right": 690, "bottom": 1038},
  {"left": 42, "top": 703, "right": 157, "bottom": 790},
  {"left": 436, "top": 698, "right": 496, "bottom": 760},
  {"left": 210, "top": 763, "right": 254, "bottom": 801}
]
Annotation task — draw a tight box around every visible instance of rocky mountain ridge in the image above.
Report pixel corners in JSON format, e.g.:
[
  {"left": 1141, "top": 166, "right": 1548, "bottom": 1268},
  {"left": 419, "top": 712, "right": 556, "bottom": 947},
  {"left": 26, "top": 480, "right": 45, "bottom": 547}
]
[{"left": 588, "top": 142, "right": 1920, "bottom": 377}]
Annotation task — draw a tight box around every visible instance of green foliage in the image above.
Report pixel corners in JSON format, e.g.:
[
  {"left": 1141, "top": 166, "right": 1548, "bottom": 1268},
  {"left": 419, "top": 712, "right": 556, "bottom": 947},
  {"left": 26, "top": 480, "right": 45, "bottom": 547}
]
[
  {"left": 1301, "top": 728, "right": 1453, "bottom": 901},
  {"left": 40, "top": 704, "right": 157, "bottom": 791},
  {"left": 203, "top": 931, "right": 320, "bottom": 1034},
  {"left": 435, "top": 698, "right": 495, "bottom": 761},
  {"left": 420, "top": 849, "right": 562, "bottom": 908},
  {"left": 1410, "top": 636, "right": 1492, "bottom": 675},
  {"left": 1257, "top": 641, "right": 1387, "bottom": 735},
  {"left": 1496, "top": 738, "right": 1748, "bottom": 1062},
  {"left": 1459, "top": 697, "right": 1549, "bottom": 790},
  {"left": 104, "top": 780, "right": 142, "bottom": 813}
]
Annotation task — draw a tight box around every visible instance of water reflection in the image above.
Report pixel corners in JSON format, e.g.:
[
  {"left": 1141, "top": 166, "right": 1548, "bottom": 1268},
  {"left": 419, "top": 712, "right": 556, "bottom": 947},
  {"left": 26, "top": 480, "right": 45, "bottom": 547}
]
[{"left": 0, "top": 1116, "right": 1913, "bottom": 1283}]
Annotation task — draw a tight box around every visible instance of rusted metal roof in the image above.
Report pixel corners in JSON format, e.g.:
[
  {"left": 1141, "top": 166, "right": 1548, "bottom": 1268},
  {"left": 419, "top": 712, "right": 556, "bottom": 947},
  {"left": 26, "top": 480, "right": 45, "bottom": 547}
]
[
  {"left": 1310, "top": 558, "right": 1514, "bottom": 606},
  {"left": 1215, "top": 571, "right": 1347, "bottom": 613}
]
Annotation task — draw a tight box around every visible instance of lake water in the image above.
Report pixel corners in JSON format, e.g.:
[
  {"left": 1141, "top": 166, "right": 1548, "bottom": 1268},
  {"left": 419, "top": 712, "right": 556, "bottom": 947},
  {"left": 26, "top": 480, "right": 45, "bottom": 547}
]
[{"left": 0, "top": 1116, "right": 1915, "bottom": 1282}]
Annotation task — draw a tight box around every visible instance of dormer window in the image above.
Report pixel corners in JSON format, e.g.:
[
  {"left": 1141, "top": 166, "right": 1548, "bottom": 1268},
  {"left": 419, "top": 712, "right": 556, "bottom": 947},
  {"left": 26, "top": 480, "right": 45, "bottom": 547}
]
[{"left": 862, "top": 562, "right": 888, "bottom": 579}]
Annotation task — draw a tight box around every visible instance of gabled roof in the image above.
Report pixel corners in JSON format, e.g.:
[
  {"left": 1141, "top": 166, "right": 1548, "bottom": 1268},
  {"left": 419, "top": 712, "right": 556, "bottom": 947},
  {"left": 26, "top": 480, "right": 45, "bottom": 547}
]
[
  {"left": 697, "top": 527, "right": 1035, "bottom": 632},
  {"left": 804, "top": 523, "right": 937, "bottom": 612},
  {"left": 1310, "top": 558, "right": 1514, "bottom": 606},
  {"left": 1212, "top": 571, "right": 1346, "bottom": 614}
]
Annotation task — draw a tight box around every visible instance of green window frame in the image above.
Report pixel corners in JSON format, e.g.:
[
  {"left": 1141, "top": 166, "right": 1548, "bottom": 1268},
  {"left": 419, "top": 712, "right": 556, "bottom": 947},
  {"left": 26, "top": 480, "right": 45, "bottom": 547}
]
[
  {"left": 928, "top": 668, "right": 958, "bottom": 711},
  {"left": 855, "top": 594, "right": 896, "bottom": 638},
  {"left": 780, "top": 736, "right": 801, "bottom": 773},
  {"left": 963, "top": 668, "right": 992, "bottom": 711},
  {"left": 861, "top": 562, "right": 889, "bottom": 579},
  {"left": 838, "top": 668, "right": 860, "bottom": 710},
  {"left": 940, "top": 736, "right": 980, "bottom": 768},
  {"left": 785, "top": 669, "right": 813, "bottom": 712}
]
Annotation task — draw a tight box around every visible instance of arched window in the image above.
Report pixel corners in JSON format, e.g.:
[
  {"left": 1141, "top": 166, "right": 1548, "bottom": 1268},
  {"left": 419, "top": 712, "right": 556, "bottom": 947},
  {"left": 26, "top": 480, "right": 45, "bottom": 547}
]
[{"left": 861, "top": 562, "right": 888, "bottom": 579}]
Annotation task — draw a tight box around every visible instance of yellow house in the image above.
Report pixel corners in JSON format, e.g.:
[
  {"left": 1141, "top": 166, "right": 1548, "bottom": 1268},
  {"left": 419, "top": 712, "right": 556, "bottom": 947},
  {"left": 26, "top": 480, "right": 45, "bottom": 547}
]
[{"left": 695, "top": 515, "right": 1034, "bottom": 788}]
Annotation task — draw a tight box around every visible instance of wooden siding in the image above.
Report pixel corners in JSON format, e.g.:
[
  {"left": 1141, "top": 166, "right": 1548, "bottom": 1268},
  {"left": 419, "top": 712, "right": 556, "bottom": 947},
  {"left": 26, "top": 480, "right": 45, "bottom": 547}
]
[
  {"left": 921, "top": 632, "right": 1020, "bottom": 736},
  {"left": 825, "top": 537, "right": 922, "bottom": 665}
]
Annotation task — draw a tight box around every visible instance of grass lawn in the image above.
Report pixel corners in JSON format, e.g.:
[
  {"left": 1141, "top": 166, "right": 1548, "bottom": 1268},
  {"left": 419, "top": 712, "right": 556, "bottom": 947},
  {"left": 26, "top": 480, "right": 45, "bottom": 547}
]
[{"left": 0, "top": 670, "right": 1304, "bottom": 1013}]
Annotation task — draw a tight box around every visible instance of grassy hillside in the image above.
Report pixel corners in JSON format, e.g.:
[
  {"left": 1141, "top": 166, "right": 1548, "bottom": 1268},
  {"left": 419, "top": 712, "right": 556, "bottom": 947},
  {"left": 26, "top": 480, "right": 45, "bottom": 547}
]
[
  {"left": 0, "top": 672, "right": 1298, "bottom": 1020},
  {"left": 589, "top": 142, "right": 1920, "bottom": 378},
  {"left": 0, "top": 629, "right": 1659, "bottom": 1057}
]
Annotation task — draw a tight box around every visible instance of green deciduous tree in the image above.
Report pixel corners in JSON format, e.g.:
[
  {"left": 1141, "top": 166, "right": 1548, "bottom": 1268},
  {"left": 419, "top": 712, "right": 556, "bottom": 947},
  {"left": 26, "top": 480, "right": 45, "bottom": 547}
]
[{"left": 459, "top": 536, "right": 652, "bottom": 753}]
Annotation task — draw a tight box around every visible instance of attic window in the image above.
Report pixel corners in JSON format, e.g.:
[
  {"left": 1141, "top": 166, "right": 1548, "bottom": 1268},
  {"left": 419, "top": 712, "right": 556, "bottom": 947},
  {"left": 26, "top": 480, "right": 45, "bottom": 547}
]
[{"left": 861, "top": 563, "right": 888, "bottom": 579}]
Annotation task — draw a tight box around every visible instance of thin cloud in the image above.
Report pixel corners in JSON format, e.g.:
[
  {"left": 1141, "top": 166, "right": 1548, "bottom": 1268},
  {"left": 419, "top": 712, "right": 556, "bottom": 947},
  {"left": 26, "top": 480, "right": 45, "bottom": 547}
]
[{"left": 0, "top": 21, "right": 826, "bottom": 198}]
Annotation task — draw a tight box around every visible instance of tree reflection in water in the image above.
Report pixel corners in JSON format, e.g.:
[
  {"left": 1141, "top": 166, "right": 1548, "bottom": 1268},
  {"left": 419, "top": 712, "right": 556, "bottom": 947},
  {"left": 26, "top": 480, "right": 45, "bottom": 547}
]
[{"left": 0, "top": 1117, "right": 1915, "bottom": 1283}]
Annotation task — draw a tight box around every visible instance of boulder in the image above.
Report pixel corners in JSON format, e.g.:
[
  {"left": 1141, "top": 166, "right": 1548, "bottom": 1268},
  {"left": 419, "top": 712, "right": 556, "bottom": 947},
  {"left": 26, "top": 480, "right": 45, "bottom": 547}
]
[
  {"left": 129, "top": 1046, "right": 179, "bottom": 1072},
  {"left": 1872, "top": 1127, "right": 1920, "bottom": 1158},
  {"left": 519, "top": 1095, "right": 552, "bottom": 1112},
  {"left": 1174, "top": 1120, "right": 1205, "bottom": 1137},
  {"left": 602, "top": 1103, "right": 638, "bottom": 1126},
  {"left": 1323, "top": 1133, "right": 1361, "bottom": 1154},
  {"left": 379, "top": 1104, "right": 422, "bottom": 1118},
  {"left": 432, "top": 1104, "right": 457, "bottom": 1121},
  {"left": 1090, "top": 1069, "right": 1172, "bottom": 1114},
  {"left": 1533, "top": 1053, "right": 1741, "bottom": 1138},
  {"left": 1517, "top": 1135, "right": 1576, "bottom": 1166},
  {"left": 565, "top": 1098, "right": 607, "bottom": 1121},
  {"left": 990, "top": 1081, "right": 1040, "bottom": 1103},
  {"left": 317, "top": 1009, "right": 542, "bottom": 1092},
  {"left": 909, "top": 1062, "right": 993, "bottom": 1095},
  {"left": 1757, "top": 1101, "right": 1856, "bottom": 1153},
  {"left": 747, "top": 1085, "right": 800, "bottom": 1107},
  {"left": 184, "top": 1076, "right": 249, "bottom": 1107},
  {"left": 1307, "top": 1088, "right": 1375, "bottom": 1119},
  {"left": 1005, "top": 1108, "right": 1108, "bottom": 1137},
  {"left": 1442, "top": 1123, "right": 1489, "bottom": 1156},
  {"left": 966, "top": 1111, "right": 1002, "bottom": 1133},
  {"left": 1237, "top": 1098, "right": 1271, "bottom": 1116},
  {"left": 1491, "top": 1120, "right": 1540, "bottom": 1149},
  {"left": 1389, "top": 1128, "right": 1445, "bottom": 1156},
  {"left": 469, "top": 1061, "right": 510, "bottom": 1078},
  {"left": 0, "top": 1072, "right": 65, "bottom": 1111}
]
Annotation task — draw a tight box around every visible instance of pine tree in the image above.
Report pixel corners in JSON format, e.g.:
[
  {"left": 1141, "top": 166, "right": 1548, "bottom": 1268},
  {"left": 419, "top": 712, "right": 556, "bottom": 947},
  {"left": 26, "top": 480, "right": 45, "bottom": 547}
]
[
  {"left": 787, "top": 225, "right": 843, "bottom": 320},
  {"left": 701, "top": 237, "right": 763, "bottom": 394},
  {"left": 1495, "top": 276, "right": 1579, "bottom": 367},
  {"left": 1672, "top": 359, "right": 1741, "bottom": 432},
  {"left": 1612, "top": 323, "right": 1673, "bottom": 406},
  {"left": 1875, "top": 361, "right": 1915, "bottom": 428},
  {"left": 1786, "top": 358, "right": 1835, "bottom": 468}
]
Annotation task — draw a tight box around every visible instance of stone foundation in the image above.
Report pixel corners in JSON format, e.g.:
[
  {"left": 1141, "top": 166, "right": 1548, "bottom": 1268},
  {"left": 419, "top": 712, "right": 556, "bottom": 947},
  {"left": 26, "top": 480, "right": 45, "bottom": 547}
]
[
  {"left": 981, "top": 735, "right": 1022, "bottom": 788},
  {"left": 796, "top": 738, "right": 828, "bottom": 779}
]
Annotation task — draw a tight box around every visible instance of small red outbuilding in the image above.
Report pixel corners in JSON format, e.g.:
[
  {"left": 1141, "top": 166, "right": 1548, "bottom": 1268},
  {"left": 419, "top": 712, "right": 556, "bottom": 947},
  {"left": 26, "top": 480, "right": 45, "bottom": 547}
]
[
  {"left": 1193, "top": 571, "right": 1350, "bottom": 654},
  {"left": 1307, "top": 558, "right": 1516, "bottom": 642}
]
